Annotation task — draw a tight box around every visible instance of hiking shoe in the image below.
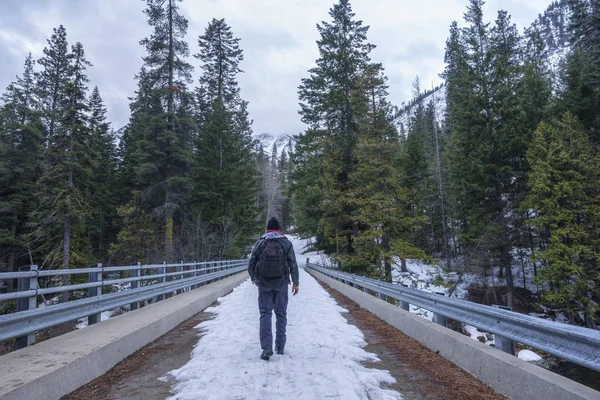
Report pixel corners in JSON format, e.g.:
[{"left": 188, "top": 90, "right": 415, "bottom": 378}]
[
  {"left": 260, "top": 349, "right": 273, "bottom": 360},
  {"left": 276, "top": 347, "right": 284, "bottom": 355}
]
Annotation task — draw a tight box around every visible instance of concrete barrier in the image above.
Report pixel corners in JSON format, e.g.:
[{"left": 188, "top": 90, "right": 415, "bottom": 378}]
[
  {"left": 308, "top": 269, "right": 599, "bottom": 400},
  {"left": 0, "top": 272, "right": 248, "bottom": 400}
]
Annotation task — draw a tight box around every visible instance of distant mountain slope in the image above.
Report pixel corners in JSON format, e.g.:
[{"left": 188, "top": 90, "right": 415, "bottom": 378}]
[
  {"left": 393, "top": 0, "right": 572, "bottom": 132},
  {"left": 531, "top": 0, "right": 572, "bottom": 55},
  {"left": 255, "top": 133, "right": 295, "bottom": 156}
]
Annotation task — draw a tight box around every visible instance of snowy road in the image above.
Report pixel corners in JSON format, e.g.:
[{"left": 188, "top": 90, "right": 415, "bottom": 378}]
[{"left": 166, "top": 237, "right": 402, "bottom": 400}]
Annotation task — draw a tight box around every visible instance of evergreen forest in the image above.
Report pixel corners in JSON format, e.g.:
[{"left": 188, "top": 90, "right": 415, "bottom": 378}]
[{"left": 1, "top": 0, "right": 599, "bottom": 329}]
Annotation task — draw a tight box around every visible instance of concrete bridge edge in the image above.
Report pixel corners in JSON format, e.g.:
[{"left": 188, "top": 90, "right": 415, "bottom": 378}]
[{"left": 0, "top": 272, "right": 248, "bottom": 400}]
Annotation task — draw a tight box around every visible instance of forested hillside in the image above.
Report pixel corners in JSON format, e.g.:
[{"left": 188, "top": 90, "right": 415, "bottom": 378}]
[
  {"left": 1, "top": 0, "right": 599, "bottom": 329},
  {"left": 0, "top": 1, "right": 269, "bottom": 284},
  {"left": 291, "top": 0, "right": 600, "bottom": 329}
]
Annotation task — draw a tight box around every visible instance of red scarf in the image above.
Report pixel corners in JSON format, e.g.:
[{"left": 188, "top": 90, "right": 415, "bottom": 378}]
[{"left": 266, "top": 229, "right": 285, "bottom": 236}]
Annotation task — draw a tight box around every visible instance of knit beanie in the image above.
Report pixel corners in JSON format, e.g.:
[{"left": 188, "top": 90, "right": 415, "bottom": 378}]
[{"left": 267, "top": 217, "right": 281, "bottom": 231}]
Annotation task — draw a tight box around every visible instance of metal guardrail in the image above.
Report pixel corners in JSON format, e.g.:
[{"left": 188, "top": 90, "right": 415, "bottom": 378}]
[
  {"left": 306, "top": 262, "right": 600, "bottom": 372},
  {"left": 0, "top": 260, "right": 247, "bottom": 350}
]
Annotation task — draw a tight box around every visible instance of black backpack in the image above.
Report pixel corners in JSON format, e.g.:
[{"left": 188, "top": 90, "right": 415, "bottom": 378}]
[{"left": 257, "top": 239, "right": 286, "bottom": 278}]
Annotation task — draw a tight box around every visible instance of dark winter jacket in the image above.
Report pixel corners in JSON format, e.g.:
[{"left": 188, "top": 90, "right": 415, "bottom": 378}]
[{"left": 248, "top": 231, "right": 299, "bottom": 289}]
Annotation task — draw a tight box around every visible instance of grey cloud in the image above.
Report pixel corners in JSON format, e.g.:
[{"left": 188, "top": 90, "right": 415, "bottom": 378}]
[
  {"left": 391, "top": 41, "right": 442, "bottom": 62},
  {"left": 1, "top": 0, "right": 554, "bottom": 136},
  {"left": 0, "top": 47, "right": 24, "bottom": 86}
]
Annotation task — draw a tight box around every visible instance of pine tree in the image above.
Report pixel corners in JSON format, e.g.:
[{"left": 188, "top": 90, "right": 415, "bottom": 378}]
[
  {"left": 36, "top": 25, "right": 71, "bottom": 139},
  {"left": 109, "top": 191, "right": 158, "bottom": 264},
  {"left": 519, "top": 25, "right": 553, "bottom": 283},
  {"left": 349, "top": 66, "right": 426, "bottom": 278},
  {"left": 195, "top": 18, "right": 243, "bottom": 108},
  {"left": 521, "top": 26, "right": 552, "bottom": 133},
  {"left": 290, "top": 129, "right": 324, "bottom": 241},
  {"left": 563, "top": 0, "right": 600, "bottom": 143},
  {"left": 442, "top": 21, "right": 470, "bottom": 137},
  {"left": 446, "top": 0, "right": 493, "bottom": 257},
  {"left": 445, "top": 2, "right": 529, "bottom": 307},
  {"left": 118, "top": 66, "right": 158, "bottom": 194},
  {"left": 192, "top": 18, "right": 258, "bottom": 259},
  {"left": 401, "top": 77, "right": 435, "bottom": 253},
  {"left": 133, "top": 0, "right": 195, "bottom": 260},
  {"left": 0, "top": 54, "right": 44, "bottom": 287},
  {"left": 558, "top": 48, "right": 599, "bottom": 144},
  {"left": 33, "top": 41, "right": 94, "bottom": 300},
  {"left": 297, "top": 0, "right": 375, "bottom": 258},
  {"left": 88, "top": 86, "right": 118, "bottom": 260},
  {"left": 524, "top": 113, "right": 600, "bottom": 328},
  {"left": 487, "top": 10, "right": 525, "bottom": 307}
]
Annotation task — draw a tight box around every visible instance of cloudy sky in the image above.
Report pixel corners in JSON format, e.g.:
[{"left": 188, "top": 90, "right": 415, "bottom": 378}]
[{"left": 0, "top": 0, "right": 551, "bottom": 136}]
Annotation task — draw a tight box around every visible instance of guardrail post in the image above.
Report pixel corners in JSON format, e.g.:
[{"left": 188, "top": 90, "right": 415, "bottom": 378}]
[
  {"left": 493, "top": 305, "right": 516, "bottom": 355},
  {"left": 399, "top": 284, "right": 410, "bottom": 311},
  {"left": 363, "top": 286, "right": 368, "bottom": 293},
  {"left": 15, "top": 265, "right": 38, "bottom": 350},
  {"left": 433, "top": 312, "right": 447, "bottom": 327},
  {"left": 130, "top": 262, "right": 141, "bottom": 310},
  {"left": 157, "top": 262, "right": 166, "bottom": 301},
  {"left": 433, "top": 292, "right": 447, "bottom": 327},
  {"left": 494, "top": 334, "right": 516, "bottom": 355},
  {"left": 378, "top": 292, "right": 387, "bottom": 301},
  {"left": 87, "top": 263, "right": 102, "bottom": 325},
  {"left": 165, "top": 262, "right": 174, "bottom": 299},
  {"left": 176, "top": 262, "right": 183, "bottom": 295},
  {"left": 400, "top": 300, "right": 410, "bottom": 311},
  {"left": 192, "top": 261, "right": 197, "bottom": 289}
]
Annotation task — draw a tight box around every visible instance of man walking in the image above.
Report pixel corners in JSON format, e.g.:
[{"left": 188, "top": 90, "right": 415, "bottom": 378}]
[{"left": 248, "top": 217, "right": 299, "bottom": 360}]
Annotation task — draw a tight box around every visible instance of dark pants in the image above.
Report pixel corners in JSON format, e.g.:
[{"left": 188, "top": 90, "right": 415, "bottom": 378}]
[{"left": 258, "top": 284, "right": 288, "bottom": 351}]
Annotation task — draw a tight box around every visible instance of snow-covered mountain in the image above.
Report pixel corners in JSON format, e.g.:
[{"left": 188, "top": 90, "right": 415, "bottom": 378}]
[
  {"left": 255, "top": 133, "right": 295, "bottom": 157},
  {"left": 392, "top": 84, "right": 446, "bottom": 136},
  {"left": 532, "top": 0, "right": 572, "bottom": 55}
]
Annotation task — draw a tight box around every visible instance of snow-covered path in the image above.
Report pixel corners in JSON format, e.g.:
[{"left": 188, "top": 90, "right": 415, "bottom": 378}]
[{"left": 166, "top": 238, "right": 402, "bottom": 400}]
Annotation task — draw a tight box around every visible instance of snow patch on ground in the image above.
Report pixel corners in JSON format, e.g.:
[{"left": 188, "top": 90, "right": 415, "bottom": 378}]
[
  {"left": 392, "top": 259, "right": 471, "bottom": 322},
  {"left": 167, "top": 236, "right": 402, "bottom": 400},
  {"left": 518, "top": 349, "right": 542, "bottom": 362},
  {"left": 462, "top": 324, "right": 495, "bottom": 346}
]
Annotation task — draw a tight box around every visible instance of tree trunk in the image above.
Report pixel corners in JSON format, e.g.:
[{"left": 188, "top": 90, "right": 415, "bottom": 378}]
[
  {"left": 165, "top": 190, "right": 173, "bottom": 260},
  {"left": 382, "top": 232, "right": 391, "bottom": 282},
  {"left": 6, "top": 209, "right": 18, "bottom": 292},
  {"left": 63, "top": 105, "right": 75, "bottom": 303},
  {"left": 490, "top": 263, "right": 499, "bottom": 304},
  {"left": 519, "top": 251, "right": 527, "bottom": 291},
  {"left": 432, "top": 108, "right": 451, "bottom": 269},
  {"left": 400, "top": 258, "right": 408, "bottom": 273},
  {"left": 62, "top": 215, "right": 71, "bottom": 303},
  {"left": 502, "top": 245, "right": 514, "bottom": 309},
  {"left": 164, "top": 0, "right": 175, "bottom": 260},
  {"left": 167, "top": 0, "right": 174, "bottom": 118}
]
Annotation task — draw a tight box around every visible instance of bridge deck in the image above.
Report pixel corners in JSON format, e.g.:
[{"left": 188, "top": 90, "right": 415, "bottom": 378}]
[
  {"left": 167, "top": 268, "right": 401, "bottom": 400},
  {"left": 63, "top": 238, "right": 503, "bottom": 400}
]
